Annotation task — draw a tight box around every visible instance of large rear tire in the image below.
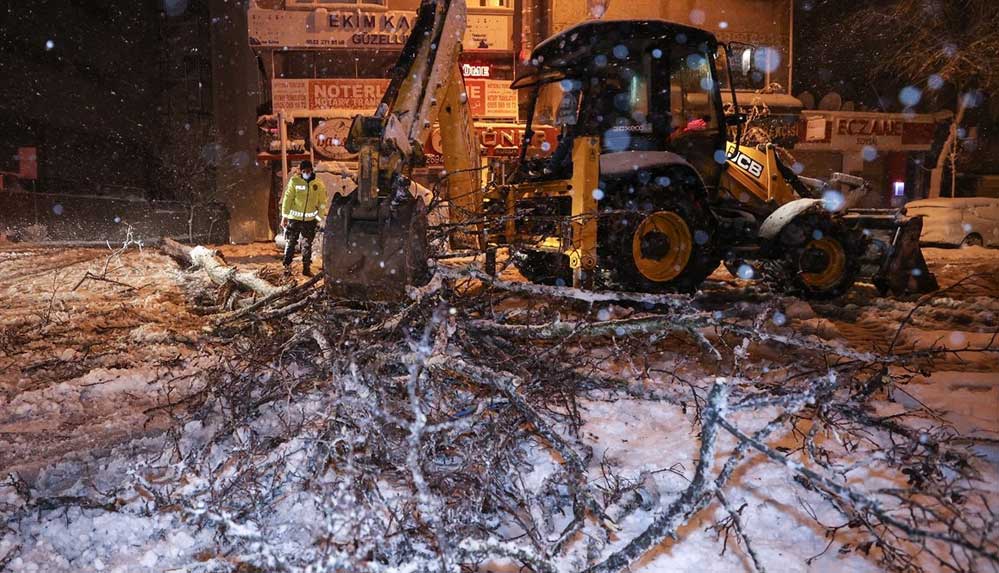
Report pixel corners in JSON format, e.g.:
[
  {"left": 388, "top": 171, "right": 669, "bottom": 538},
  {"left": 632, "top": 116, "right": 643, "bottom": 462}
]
[
  {"left": 777, "top": 215, "right": 861, "bottom": 299},
  {"left": 602, "top": 186, "right": 720, "bottom": 293}
]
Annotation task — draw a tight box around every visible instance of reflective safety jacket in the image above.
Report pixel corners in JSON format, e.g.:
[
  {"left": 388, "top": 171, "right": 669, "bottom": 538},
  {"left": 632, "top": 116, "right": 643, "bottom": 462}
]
[{"left": 281, "top": 174, "right": 328, "bottom": 222}]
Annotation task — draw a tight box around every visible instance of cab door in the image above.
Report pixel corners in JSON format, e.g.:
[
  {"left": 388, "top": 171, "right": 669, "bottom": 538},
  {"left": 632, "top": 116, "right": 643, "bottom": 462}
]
[{"left": 666, "top": 39, "right": 726, "bottom": 187}]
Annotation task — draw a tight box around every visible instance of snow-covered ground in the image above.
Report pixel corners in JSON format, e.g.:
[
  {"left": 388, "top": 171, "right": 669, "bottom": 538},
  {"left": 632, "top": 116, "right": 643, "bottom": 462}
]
[{"left": 1, "top": 242, "right": 996, "bottom": 572}]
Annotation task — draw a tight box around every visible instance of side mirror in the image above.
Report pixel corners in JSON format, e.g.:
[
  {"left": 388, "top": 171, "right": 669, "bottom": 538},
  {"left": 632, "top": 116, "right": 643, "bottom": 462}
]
[{"left": 726, "top": 113, "right": 748, "bottom": 126}]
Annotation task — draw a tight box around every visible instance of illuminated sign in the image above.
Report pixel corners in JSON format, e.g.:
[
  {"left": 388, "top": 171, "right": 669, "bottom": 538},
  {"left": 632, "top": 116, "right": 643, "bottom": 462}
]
[
  {"left": 462, "top": 63, "right": 491, "bottom": 78},
  {"left": 423, "top": 124, "right": 558, "bottom": 165},
  {"left": 272, "top": 78, "right": 389, "bottom": 115},
  {"left": 796, "top": 111, "right": 938, "bottom": 152},
  {"left": 248, "top": 6, "right": 512, "bottom": 51},
  {"left": 312, "top": 118, "right": 354, "bottom": 160}
]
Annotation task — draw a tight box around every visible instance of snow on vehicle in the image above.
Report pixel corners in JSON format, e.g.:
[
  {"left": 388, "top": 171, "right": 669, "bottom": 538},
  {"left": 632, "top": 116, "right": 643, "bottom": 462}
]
[{"left": 904, "top": 197, "right": 999, "bottom": 248}]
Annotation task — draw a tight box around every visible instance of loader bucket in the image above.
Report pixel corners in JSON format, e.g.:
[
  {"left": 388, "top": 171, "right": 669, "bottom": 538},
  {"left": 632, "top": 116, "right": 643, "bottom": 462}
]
[
  {"left": 872, "top": 216, "right": 938, "bottom": 296},
  {"left": 322, "top": 194, "right": 431, "bottom": 301}
]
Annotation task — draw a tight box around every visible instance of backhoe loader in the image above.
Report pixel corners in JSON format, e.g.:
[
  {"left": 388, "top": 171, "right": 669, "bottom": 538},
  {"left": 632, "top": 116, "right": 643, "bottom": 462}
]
[{"left": 322, "top": 1, "right": 936, "bottom": 301}]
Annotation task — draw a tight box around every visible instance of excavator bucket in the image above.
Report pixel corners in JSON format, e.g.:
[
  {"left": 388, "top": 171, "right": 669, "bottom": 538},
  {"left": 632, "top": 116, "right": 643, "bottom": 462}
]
[
  {"left": 870, "top": 215, "right": 938, "bottom": 296},
  {"left": 322, "top": 194, "right": 431, "bottom": 301}
]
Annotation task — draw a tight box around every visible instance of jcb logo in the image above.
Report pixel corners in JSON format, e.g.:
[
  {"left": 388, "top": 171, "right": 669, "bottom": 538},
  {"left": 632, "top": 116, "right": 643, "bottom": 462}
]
[{"left": 731, "top": 152, "right": 764, "bottom": 178}]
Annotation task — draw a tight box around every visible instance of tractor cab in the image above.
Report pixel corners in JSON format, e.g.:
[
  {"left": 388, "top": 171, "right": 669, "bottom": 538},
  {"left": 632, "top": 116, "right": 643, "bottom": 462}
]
[{"left": 512, "top": 20, "right": 729, "bottom": 188}]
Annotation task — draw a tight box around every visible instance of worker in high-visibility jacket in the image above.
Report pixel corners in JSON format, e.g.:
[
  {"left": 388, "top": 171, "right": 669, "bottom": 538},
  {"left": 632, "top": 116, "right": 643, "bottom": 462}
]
[{"left": 280, "top": 160, "right": 327, "bottom": 277}]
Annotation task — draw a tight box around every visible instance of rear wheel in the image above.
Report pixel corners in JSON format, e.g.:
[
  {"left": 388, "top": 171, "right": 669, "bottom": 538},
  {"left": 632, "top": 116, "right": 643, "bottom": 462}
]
[
  {"left": 778, "top": 215, "right": 860, "bottom": 299},
  {"left": 604, "top": 188, "right": 719, "bottom": 293}
]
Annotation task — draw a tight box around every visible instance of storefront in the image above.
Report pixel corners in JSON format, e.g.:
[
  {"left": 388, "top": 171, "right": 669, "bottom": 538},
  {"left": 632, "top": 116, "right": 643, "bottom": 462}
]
[
  {"left": 793, "top": 110, "right": 945, "bottom": 208},
  {"left": 246, "top": 0, "right": 519, "bottom": 230}
]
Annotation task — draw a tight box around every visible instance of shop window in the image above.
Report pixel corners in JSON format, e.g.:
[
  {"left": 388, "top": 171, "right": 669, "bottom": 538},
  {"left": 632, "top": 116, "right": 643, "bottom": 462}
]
[
  {"left": 316, "top": 51, "right": 360, "bottom": 77},
  {"left": 276, "top": 49, "right": 402, "bottom": 79},
  {"left": 717, "top": 45, "right": 787, "bottom": 91},
  {"left": 274, "top": 51, "right": 316, "bottom": 78}
]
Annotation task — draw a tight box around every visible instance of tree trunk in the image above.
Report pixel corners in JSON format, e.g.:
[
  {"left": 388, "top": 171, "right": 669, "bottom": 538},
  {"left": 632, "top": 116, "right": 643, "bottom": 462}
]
[
  {"left": 161, "top": 237, "right": 283, "bottom": 298},
  {"left": 929, "top": 96, "right": 967, "bottom": 198}
]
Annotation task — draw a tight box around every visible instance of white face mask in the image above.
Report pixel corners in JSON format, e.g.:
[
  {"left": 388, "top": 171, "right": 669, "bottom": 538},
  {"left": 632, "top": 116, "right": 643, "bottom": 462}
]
[{"left": 302, "top": 171, "right": 314, "bottom": 180}]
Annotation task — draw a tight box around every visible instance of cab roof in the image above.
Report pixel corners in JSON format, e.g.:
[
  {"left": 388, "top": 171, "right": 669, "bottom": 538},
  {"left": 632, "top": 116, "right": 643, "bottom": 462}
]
[
  {"left": 532, "top": 19, "right": 718, "bottom": 65},
  {"left": 511, "top": 19, "right": 719, "bottom": 88}
]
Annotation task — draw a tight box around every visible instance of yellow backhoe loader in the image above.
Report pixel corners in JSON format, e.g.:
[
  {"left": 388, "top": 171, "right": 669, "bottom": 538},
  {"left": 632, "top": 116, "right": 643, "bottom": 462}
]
[{"left": 323, "top": 0, "right": 936, "bottom": 301}]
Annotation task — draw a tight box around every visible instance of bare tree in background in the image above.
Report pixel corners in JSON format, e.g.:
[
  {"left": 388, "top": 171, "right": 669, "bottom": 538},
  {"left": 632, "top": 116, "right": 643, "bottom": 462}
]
[
  {"left": 812, "top": 0, "right": 999, "bottom": 197},
  {"left": 156, "top": 122, "right": 235, "bottom": 242}
]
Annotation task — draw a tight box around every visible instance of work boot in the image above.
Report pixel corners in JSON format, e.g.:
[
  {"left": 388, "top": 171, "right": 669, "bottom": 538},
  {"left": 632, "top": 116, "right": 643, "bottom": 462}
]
[
  {"left": 302, "top": 265, "right": 313, "bottom": 277},
  {"left": 283, "top": 265, "right": 292, "bottom": 278}
]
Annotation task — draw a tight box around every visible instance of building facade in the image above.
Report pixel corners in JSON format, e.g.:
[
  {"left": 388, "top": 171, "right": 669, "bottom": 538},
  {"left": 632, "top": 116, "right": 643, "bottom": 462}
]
[{"left": 246, "top": 0, "right": 519, "bottom": 232}]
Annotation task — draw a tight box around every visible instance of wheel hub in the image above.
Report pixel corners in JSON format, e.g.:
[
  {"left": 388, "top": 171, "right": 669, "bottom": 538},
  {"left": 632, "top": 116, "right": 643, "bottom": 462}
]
[
  {"left": 800, "top": 246, "right": 831, "bottom": 274},
  {"left": 639, "top": 231, "right": 671, "bottom": 260},
  {"left": 799, "top": 237, "right": 846, "bottom": 290},
  {"left": 631, "top": 211, "right": 693, "bottom": 282}
]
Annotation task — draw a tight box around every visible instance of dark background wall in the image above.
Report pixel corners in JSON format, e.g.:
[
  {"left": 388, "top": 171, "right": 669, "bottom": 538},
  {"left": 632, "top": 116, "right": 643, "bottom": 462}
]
[{"left": 0, "top": 0, "right": 269, "bottom": 242}]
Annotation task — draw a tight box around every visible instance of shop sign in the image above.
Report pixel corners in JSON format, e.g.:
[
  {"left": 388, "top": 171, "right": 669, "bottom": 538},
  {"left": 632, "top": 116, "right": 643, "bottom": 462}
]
[
  {"left": 465, "top": 79, "right": 518, "bottom": 119},
  {"left": 309, "top": 79, "right": 388, "bottom": 114},
  {"left": 804, "top": 116, "right": 826, "bottom": 142},
  {"left": 423, "top": 123, "right": 558, "bottom": 166},
  {"left": 272, "top": 78, "right": 389, "bottom": 115},
  {"left": 312, "top": 118, "right": 354, "bottom": 160},
  {"left": 274, "top": 76, "right": 515, "bottom": 118},
  {"left": 249, "top": 8, "right": 415, "bottom": 48},
  {"left": 249, "top": 6, "right": 511, "bottom": 51},
  {"left": 461, "top": 63, "right": 492, "bottom": 78},
  {"left": 465, "top": 13, "right": 512, "bottom": 51},
  {"left": 796, "top": 111, "right": 938, "bottom": 152},
  {"left": 272, "top": 79, "right": 309, "bottom": 112},
  {"left": 738, "top": 113, "right": 799, "bottom": 147}
]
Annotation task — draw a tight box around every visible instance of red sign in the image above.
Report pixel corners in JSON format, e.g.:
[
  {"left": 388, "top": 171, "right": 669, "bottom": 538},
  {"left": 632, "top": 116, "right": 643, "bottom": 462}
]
[
  {"left": 308, "top": 79, "right": 389, "bottom": 114},
  {"left": 423, "top": 124, "right": 558, "bottom": 166},
  {"left": 464, "top": 79, "right": 518, "bottom": 119},
  {"left": 18, "top": 147, "right": 37, "bottom": 180},
  {"left": 796, "top": 111, "right": 938, "bottom": 151}
]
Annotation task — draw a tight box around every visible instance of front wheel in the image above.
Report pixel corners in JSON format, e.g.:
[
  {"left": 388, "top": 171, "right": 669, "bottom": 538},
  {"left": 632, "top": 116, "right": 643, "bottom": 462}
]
[{"left": 778, "top": 215, "right": 861, "bottom": 299}]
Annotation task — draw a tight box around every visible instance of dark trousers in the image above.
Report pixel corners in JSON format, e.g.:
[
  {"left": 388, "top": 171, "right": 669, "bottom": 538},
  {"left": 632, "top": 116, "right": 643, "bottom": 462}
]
[{"left": 283, "top": 219, "right": 317, "bottom": 268}]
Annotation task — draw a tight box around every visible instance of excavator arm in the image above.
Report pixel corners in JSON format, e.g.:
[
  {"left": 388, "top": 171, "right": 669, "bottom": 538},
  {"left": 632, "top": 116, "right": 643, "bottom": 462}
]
[{"left": 324, "top": 0, "right": 481, "bottom": 300}]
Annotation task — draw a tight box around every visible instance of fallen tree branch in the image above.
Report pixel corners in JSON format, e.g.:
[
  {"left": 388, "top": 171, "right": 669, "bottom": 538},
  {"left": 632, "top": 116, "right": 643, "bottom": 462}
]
[
  {"left": 716, "top": 416, "right": 999, "bottom": 564},
  {"left": 214, "top": 273, "right": 323, "bottom": 325},
  {"left": 433, "top": 357, "right": 614, "bottom": 544},
  {"left": 161, "top": 237, "right": 282, "bottom": 298},
  {"left": 438, "top": 266, "right": 696, "bottom": 311}
]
